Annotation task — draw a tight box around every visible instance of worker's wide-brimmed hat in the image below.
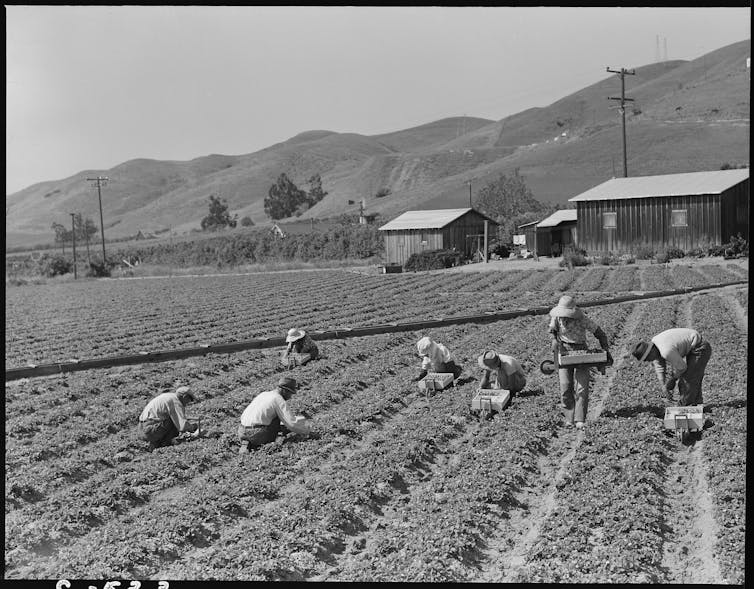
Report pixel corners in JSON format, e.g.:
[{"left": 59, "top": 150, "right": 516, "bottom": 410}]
[
  {"left": 417, "top": 336, "right": 434, "bottom": 355},
  {"left": 277, "top": 376, "right": 298, "bottom": 394},
  {"left": 286, "top": 328, "right": 306, "bottom": 343},
  {"left": 175, "top": 385, "right": 196, "bottom": 402},
  {"left": 478, "top": 350, "right": 501, "bottom": 370},
  {"left": 549, "top": 295, "right": 583, "bottom": 319},
  {"left": 631, "top": 341, "right": 653, "bottom": 362}
]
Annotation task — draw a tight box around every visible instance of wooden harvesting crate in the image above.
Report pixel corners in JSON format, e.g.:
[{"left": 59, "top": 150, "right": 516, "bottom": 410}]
[
  {"left": 471, "top": 389, "right": 511, "bottom": 417},
  {"left": 558, "top": 349, "right": 608, "bottom": 367},
  {"left": 664, "top": 405, "right": 704, "bottom": 438},
  {"left": 418, "top": 372, "right": 455, "bottom": 393}
]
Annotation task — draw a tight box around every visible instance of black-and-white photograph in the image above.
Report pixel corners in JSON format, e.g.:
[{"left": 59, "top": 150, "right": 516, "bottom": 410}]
[{"left": 5, "top": 5, "right": 749, "bottom": 585}]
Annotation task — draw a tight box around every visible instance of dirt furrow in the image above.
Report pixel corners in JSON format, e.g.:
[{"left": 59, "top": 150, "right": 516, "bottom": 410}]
[
  {"left": 660, "top": 441, "right": 724, "bottom": 583},
  {"left": 485, "top": 302, "right": 644, "bottom": 582}
]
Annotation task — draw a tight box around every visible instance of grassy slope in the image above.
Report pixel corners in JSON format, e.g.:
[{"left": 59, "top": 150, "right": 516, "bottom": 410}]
[{"left": 6, "top": 41, "right": 749, "bottom": 248}]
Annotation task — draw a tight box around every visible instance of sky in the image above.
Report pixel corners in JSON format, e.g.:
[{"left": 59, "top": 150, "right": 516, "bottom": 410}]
[{"left": 5, "top": 5, "right": 751, "bottom": 195}]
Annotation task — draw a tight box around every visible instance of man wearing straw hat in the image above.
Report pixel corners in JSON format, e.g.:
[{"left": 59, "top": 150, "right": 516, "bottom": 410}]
[
  {"left": 238, "top": 376, "right": 312, "bottom": 453},
  {"left": 548, "top": 295, "right": 612, "bottom": 429},
  {"left": 630, "top": 328, "right": 712, "bottom": 406},
  {"left": 477, "top": 350, "right": 527, "bottom": 397},
  {"left": 281, "top": 327, "right": 320, "bottom": 366},
  {"left": 138, "top": 385, "right": 200, "bottom": 450}
]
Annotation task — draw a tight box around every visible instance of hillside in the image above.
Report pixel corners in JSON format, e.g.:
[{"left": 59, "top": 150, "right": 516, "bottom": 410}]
[{"left": 5, "top": 39, "right": 750, "bottom": 249}]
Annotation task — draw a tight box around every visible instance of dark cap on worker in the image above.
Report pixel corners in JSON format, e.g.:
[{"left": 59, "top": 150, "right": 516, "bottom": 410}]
[
  {"left": 175, "top": 385, "right": 196, "bottom": 402},
  {"left": 631, "top": 341, "right": 653, "bottom": 362},
  {"left": 277, "top": 376, "right": 298, "bottom": 394}
]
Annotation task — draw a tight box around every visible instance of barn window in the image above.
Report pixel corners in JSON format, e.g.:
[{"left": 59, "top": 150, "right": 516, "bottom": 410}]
[
  {"left": 671, "top": 210, "right": 688, "bottom": 227},
  {"left": 602, "top": 212, "right": 617, "bottom": 229},
  {"left": 420, "top": 231, "right": 428, "bottom": 244}
]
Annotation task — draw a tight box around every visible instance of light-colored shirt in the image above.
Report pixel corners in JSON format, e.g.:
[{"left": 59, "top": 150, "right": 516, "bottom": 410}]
[
  {"left": 421, "top": 341, "right": 452, "bottom": 371},
  {"left": 496, "top": 354, "right": 524, "bottom": 376},
  {"left": 139, "top": 392, "right": 190, "bottom": 432},
  {"left": 650, "top": 328, "right": 703, "bottom": 380},
  {"left": 240, "top": 389, "right": 311, "bottom": 434},
  {"left": 548, "top": 314, "right": 599, "bottom": 345}
]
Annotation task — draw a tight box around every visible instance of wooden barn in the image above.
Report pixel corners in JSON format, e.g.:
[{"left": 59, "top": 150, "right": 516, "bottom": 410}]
[
  {"left": 517, "top": 221, "right": 539, "bottom": 254},
  {"left": 534, "top": 209, "right": 578, "bottom": 257},
  {"left": 569, "top": 169, "right": 750, "bottom": 254},
  {"left": 379, "top": 208, "right": 498, "bottom": 266}
]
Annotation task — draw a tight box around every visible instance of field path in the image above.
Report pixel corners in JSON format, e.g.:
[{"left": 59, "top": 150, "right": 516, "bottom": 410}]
[{"left": 476, "top": 301, "right": 644, "bottom": 582}]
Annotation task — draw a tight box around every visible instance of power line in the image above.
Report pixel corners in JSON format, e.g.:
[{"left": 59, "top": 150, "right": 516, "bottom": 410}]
[{"left": 606, "top": 67, "right": 635, "bottom": 177}]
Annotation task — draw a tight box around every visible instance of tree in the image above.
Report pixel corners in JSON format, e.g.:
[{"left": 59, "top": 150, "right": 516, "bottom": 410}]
[
  {"left": 73, "top": 213, "right": 98, "bottom": 264},
  {"left": 305, "top": 173, "right": 328, "bottom": 207},
  {"left": 240, "top": 216, "right": 254, "bottom": 227},
  {"left": 201, "top": 195, "right": 238, "bottom": 231},
  {"left": 473, "top": 169, "right": 550, "bottom": 242},
  {"left": 264, "top": 173, "right": 308, "bottom": 220},
  {"left": 51, "top": 222, "right": 70, "bottom": 254}
]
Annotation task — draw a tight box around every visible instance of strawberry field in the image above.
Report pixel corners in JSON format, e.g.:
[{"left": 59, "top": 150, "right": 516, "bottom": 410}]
[{"left": 4, "top": 261, "right": 748, "bottom": 582}]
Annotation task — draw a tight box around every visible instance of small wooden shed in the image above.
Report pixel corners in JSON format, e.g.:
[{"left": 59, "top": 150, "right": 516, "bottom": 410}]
[
  {"left": 569, "top": 169, "right": 749, "bottom": 254},
  {"left": 535, "top": 209, "right": 578, "bottom": 257},
  {"left": 379, "top": 208, "right": 498, "bottom": 266}
]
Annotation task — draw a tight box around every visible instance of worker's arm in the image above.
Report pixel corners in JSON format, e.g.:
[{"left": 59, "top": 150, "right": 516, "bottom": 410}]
[
  {"left": 274, "top": 397, "right": 311, "bottom": 435},
  {"left": 651, "top": 358, "right": 674, "bottom": 389},
  {"left": 479, "top": 369, "right": 492, "bottom": 389},
  {"left": 167, "top": 399, "right": 197, "bottom": 433},
  {"left": 592, "top": 326, "right": 613, "bottom": 365}
]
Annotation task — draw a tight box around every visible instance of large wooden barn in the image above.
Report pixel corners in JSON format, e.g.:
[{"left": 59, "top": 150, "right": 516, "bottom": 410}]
[
  {"left": 379, "top": 208, "right": 498, "bottom": 266},
  {"left": 569, "top": 169, "right": 750, "bottom": 254}
]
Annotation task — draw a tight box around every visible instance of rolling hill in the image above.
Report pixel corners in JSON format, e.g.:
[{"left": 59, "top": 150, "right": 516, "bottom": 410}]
[{"left": 5, "top": 39, "right": 749, "bottom": 249}]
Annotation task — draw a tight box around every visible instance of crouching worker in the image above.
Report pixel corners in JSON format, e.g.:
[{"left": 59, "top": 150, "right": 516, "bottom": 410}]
[
  {"left": 281, "top": 328, "right": 320, "bottom": 366},
  {"left": 138, "top": 385, "right": 200, "bottom": 450},
  {"left": 414, "top": 336, "right": 463, "bottom": 381},
  {"left": 238, "top": 377, "right": 311, "bottom": 453},
  {"left": 631, "top": 328, "right": 712, "bottom": 406},
  {"left": 548, "top": 295, "right": 612, "bottom": 430},
  {"left": 477, "top": 350, "right": 527, "bottom": 396}
]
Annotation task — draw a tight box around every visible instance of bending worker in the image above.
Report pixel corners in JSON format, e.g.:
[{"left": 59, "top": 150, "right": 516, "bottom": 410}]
[
  {"left": 548, "top": 295, "right": 612, "bottom": 430},
  {"left": 631, "top": 328, "right": 712, "bottom": 406},
  {"left": 414, "top": 336, "right": 463, "bottom": 381},
  {"left": 282, "top": 328, "right": 320, "bottom": 366},
  {"left": 478, "top": 350, "right": 527, "bottom": 397},
  {"left": 238, "top": 376, "right": 311, "bottom": 453},
  {"left": 138, "top": 385, "right": 200, "bottom": 450}
]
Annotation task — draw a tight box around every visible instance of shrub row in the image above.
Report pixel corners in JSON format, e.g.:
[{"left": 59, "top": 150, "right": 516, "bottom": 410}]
[{"left": 403, "top": 249, "right": 464, "bottom": 272}]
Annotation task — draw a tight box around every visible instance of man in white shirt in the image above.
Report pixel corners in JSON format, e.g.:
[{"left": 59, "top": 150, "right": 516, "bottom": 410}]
[
  {"left": 138, "top": 385, "right": 199, "bottom": 450},
  {"left": 238, "top": 376, "right": 311, "bottom": 453},
  {"left": 478, "top": 350, "right": 527, "bottom": 396},
  {"left": 414, "top": 336, "right": 463, "bottom": 381},
  {"left": 631, "top": 328, "right": 712, "bottom": 406}
]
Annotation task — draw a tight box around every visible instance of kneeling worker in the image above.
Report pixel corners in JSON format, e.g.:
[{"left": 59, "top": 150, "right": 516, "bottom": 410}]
[
  {"left": 238, "top": 376, "right": 311, "bottom": 452},
  {"left": 415, "top": 336, "right": 463, "bottom": 381},
  {"left": 138, "top": 385, "right": 200, "bottom": 450},
  {"left": 631, "top": 328, "right": 712, "bottom": 406},
  {"left": 282, "top": 328, "right": 320, "bottom": 366},
  {"left": 478, "top": 350, "right": 527, "bottom": 396}
]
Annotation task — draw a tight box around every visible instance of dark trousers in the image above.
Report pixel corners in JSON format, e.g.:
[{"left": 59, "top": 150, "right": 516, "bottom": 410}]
[
  {"left": 138, "top": 419, "right": 179, "bottom": 449},
  {"left": 238, "top": 417, "right": 289, "bottom": 449},
  {"left": 433, "top": 360, "right": 462, "bottom": 378},
  {"left": 678, "top": 341, "right": 712, "bottom": 406}
]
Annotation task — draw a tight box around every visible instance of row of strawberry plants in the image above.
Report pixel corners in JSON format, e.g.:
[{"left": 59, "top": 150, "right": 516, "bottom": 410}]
[
  {"left": 14, "top": 323, "right": 488, "bottom": 579},
  {"left": 8, "top": 325, "right": 486, "bottom": 578},
  {"left": 686, "top": 294, "right": 746, "bottom": 584},
  {"left": 516, "top": 296, "right": 681, "bottom": 582}
]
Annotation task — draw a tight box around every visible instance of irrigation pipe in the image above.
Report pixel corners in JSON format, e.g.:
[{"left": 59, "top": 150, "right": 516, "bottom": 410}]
[{"left": 5, "top": 280, "right": 747, "bottom": 382}]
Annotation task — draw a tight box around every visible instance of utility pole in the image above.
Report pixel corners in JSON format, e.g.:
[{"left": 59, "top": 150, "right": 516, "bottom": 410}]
[
  {"left": 87, "top": 176, "right": 109, "bottom": 263},
  {"left": 467, "top": 180, "right": 472, "bottom": 208},
  {"left": 69, "top": 213, "right": 78, "bottom": 279},
  {"left": 607, "top": 67, "right": 635, "bottom": 177}
]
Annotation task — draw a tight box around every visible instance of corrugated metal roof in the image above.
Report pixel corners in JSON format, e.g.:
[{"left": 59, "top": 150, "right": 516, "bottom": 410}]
[
  {"left": 536, "top": 209, "right": 577, "bottom": 228},
  {"left": 569, "top": 169, "right": 749, "bottom": 202},
  {"left": 378, "top": 208, "right": 474, "bottom": 230}
]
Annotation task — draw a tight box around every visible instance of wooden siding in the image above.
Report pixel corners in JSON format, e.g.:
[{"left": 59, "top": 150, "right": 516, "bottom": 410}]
[
  {"left": 382, "top": 210, "right": 495, "bottom": 265},
  {"left": 720, "top": 179, "right": 749, "bottom": 241},
  {"left": 575, "top": 194, "right": 729, "bottom": 253},
  {"left": 522, "top": 225, "right": 538, "bottom": 253},
  {"left": 535, "top": 222, "right": 577, "bottom": 256}
]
